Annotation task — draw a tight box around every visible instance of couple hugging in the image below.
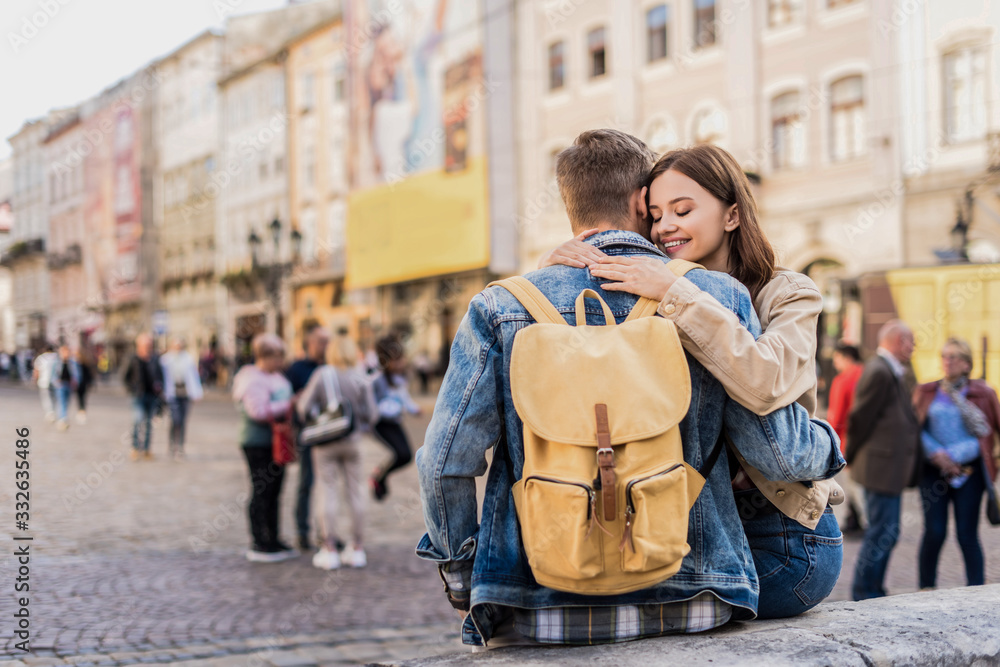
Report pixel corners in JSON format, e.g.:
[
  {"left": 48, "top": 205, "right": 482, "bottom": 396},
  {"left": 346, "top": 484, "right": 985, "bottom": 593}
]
[{"left": 416, "top": 129, "right": 846, "bottom": 648}]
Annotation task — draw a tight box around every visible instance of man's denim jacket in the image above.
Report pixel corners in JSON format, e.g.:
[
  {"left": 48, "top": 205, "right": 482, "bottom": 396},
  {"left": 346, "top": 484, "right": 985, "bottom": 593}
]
[{"left": 416, "top": 231, "right": 845, "bottom": 646}]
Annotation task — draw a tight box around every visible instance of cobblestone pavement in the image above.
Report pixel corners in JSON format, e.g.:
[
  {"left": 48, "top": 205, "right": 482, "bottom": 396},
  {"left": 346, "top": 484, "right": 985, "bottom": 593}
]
[{"left": 0, "top": 381, "right": 997, "bottom": 666}]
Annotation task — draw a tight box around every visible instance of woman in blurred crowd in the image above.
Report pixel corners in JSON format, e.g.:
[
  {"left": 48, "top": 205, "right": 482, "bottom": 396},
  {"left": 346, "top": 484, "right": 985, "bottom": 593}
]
[
  {"left": 914, "top": 337, "right": 1000, "bottom": 589},
  {"left": 50, "top": 344, "right": 79, "bottom": 431},
  {"left": 74, "top": 348, "right": 95, "bottom": 424},
  {"left": 297, "top": 334, "right": 377, "bottom": 570},
  {"left": 232, "top": 334, "right": 296, "bottom": 563},
  {"left": 370, "top": 333, "right": 422, "bottom": 501},
  {"left": 161, "top": 337, "right": 204, "bottom": 460}
]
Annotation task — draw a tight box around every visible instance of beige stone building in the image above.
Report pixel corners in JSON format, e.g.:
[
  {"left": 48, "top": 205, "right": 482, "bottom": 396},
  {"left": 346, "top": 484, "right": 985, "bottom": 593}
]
[
  {"left": 42, "top": 111, "right": 89, "bottom": 346},
  {"left": 0, "top": 158, "right": 13, "bottom": 353},
  {"left": 514, "top": 0, "right": 1000, "bottom": 371},
  {"left": 156, "top": 31, "right": 225, "bottom": 354}
]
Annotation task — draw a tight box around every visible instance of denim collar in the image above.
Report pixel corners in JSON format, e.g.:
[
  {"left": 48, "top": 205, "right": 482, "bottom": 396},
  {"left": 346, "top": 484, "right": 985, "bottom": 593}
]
[{"left": 586, "top": 230, "right": 666, "bottom": 257}]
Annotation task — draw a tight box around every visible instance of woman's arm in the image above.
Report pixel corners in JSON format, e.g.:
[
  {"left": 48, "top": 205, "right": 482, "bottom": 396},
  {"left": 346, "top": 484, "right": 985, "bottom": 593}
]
[{"left": 659, "top": 273, "right": 821, "bottom": 415}]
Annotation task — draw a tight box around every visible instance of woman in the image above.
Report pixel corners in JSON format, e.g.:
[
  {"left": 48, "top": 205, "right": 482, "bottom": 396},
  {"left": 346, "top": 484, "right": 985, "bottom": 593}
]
[
  {"left": 50, "top": 345, "right": 80, "bottom": 431},
  {"left": 541, "top": 144, "right": 843, "bottom": 618},
  {"left": 369, "top": 333, "right": 422, "bottom": 501},
  {"left": 913, "top": 337, "right": 1000, "bottom": 589},
  {"left": 232, "top": 334, "right": 296, "bottom": 563},
  {"left": 297, "top": 334, "right": 377, "bottom": 570},
  {"left": 161, "top": 337, "right": 204, "bottom": 460},
  {"left": 74, "top": 348, "right": 95, "bottom": 424}
]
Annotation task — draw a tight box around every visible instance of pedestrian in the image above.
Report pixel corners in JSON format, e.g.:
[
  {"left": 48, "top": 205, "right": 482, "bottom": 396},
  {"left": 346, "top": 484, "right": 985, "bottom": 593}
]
[
  {"left": 0, "top": 351, "right": 10, "bottom": 380},
  {"left": 413, "top": 350, "right": 432, "bottom": 395},
  {"left": 75, "top": 348, "right": 95, "bottom": 424},
  {"left": 296, "top": 334, "right": 376, "bottom": 570},
  {"left": 370, "top": 333, "right": 421, "bottom": 501},
  {"left": 846, "top": 319, "right": 921, "bottom": 601},
  {"left": 827, "top": 342, "right": 867, "bottom": 533},
  {"left": 32, "top": 344, "right": 57, "bottom": 423},
  {"left": 50, "top": 345, "right": 80, "bottom": 431},
  {"left": 913, "top": 337, "right": 1000, "bottom": 590},
  {"left": 285, "top": 322, "right": 331, "bottom": 551},
  {"left": 123, "top": 333, "right": 165, "bottom": 461},
  {"left": 160, "top": 337, "right": 204, "bottom": 460},
  {"left": 540, "top": 142, "right": 845, "bottom": 618},
  {"left": 232, "top": 333, "right": 297, "bottom": 562},
  {"left": 417, "top": 128, "right": 842, "bottom": 647}
]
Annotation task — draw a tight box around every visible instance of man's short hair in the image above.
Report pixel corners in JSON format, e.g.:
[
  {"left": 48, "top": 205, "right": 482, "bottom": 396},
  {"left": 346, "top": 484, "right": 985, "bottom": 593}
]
[{"left": 556, "top": 129, "right": 656, "bottom": 232}]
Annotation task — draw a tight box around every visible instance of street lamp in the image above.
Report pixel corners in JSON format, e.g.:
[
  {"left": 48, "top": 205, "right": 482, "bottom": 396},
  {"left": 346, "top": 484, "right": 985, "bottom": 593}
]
[
  {"left": 269, "top": 217, "right": 282, "bottom": 251},
  {"left": 247, "top": 230, "right": 261, "bottom": 268}
]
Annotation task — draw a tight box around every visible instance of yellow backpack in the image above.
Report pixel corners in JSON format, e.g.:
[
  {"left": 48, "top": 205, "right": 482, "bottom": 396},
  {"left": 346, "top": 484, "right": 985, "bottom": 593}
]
[{"left": 491, "top": 262, "right": 714, "bottom": 595}]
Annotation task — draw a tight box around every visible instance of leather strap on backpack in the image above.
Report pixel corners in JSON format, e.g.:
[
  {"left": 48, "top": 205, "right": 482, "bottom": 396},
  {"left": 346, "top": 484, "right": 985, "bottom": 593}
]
[
  {"left": 488, "top": 277, "right": 567, "bottom": 325},
  {"left": 595, "top": 404, "right": 616, "bottom": 521},
  {"left": 667, "top": 259, "right": 704, "bottom": 277},
  {"left": 623, "top": 260, "right": 704, "bottom": 322}
]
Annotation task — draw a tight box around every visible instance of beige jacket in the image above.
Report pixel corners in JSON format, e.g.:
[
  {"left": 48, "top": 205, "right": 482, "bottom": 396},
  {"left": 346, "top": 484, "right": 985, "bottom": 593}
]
[{"left": 657, "top": 268, "right": 842, "bottom": 529}]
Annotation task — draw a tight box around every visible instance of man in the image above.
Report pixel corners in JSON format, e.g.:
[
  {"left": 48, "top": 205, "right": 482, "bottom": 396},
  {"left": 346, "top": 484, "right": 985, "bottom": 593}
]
[
  {"left": 416, "top": 129, "right": 844, "bottom": 648},
  {"left": 846, "top": 320, "right": 920, "bottom": 601},
  {"left": 827, "top": 342, "right": 867, "bottom": 532},
  {"left": 32, "top": 344, "right": 57, "bottom": 422},
  {"left": 50, "top": 344, "right": 80, "bottom": 431},
  {"left": 123, "top": 333, "right": 164, "bottom": 461},
  {"left": 285, "top": 322, "right": 331, "bottom": 551}
]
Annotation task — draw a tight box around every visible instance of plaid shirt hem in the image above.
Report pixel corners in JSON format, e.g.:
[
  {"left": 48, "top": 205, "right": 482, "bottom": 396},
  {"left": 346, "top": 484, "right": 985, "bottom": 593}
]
[{"left": 511, "top": 592, "right": 731, "bottom": 645}]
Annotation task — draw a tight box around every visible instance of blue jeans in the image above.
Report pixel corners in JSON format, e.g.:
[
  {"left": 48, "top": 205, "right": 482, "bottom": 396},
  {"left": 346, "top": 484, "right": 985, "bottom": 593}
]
[
  {"left": 851, "top": 489, "right": 902, "bottom": 600},
  {"left": 56, "top": 386, "right": 72, "bottom": 422},
  {"left": 295, "top": 441, "right": 313, "bottom": 541},
  {"left": 132, "top": 395, "right": 158, "bottom": 452},
  {"left": 168, "top": 398, "right": 190, "bottom": 450},
  {"left": 743, "top": 504, "right": 843, "bottom": 618},
  {"left": 918, "top": 460, "right": 986, "bottom": 588}
]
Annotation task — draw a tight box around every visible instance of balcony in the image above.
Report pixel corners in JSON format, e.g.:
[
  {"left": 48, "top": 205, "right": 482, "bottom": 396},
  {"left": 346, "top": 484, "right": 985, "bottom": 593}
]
[{"left": 0, "top": 238, "right": 45, "bottom": 267}]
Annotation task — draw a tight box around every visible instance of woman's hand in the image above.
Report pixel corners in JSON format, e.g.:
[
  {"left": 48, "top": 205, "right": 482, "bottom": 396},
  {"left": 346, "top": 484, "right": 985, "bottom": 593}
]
[
  {"left": 537, "top": 229, "right": 607, "bottom": 269},
  {"left": 589, "top": 256, "right": 678, "bottom": 302},
  {"left": 929, "top": 450, "right": 962, "bottom": 479}
]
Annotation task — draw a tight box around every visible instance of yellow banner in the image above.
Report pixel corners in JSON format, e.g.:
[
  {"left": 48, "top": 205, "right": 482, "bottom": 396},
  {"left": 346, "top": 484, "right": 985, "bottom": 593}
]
[{"left": 346, "top": 156, "right": 490, "bottom": 287}]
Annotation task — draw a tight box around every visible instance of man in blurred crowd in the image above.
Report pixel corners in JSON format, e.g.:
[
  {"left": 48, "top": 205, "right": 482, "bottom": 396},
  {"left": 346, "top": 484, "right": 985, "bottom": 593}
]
[
  {"left": 124, "top": 333, "right": 164, "bottom": 461},
  {"left": 32, "top": 343, "right": 57, "bottom": 422},
  {"left": 847, "top": 320, "right": 920, "bottom": 601},
  {"left": 285, "top": 321, "right": 331, "bottom": 551}
]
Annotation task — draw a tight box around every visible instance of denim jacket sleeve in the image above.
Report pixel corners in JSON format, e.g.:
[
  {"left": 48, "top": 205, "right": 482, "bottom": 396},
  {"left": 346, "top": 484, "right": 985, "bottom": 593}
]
[
  {"left": 684, "top": 269, "right": 844, "bottom": 482},
  {"left": 415, "top": 294, "right": 502, "bottom": 585}
]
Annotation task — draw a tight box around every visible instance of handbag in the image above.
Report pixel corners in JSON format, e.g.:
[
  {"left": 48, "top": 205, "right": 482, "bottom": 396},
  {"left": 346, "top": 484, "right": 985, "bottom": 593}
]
[
  {"left": 299, "top": 367, "right": 354, "bottom": 447},
  {"left": 271, "top": 405, "right": 297, "bottom": 465},
  {"left": 984, "top": 463, "right": 1000, "bottom": 526}
]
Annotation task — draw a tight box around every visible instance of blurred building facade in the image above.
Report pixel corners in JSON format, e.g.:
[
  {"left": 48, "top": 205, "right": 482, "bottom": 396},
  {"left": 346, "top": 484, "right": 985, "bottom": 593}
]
[
  {"left": 0, "top": 158, "right": 13, "bottom": 353},
  {"left": 42, "top": 110, "right": 88, "bottom": 347},
  {"left": 156, "top": 31, "right": 225, "bottom": 356}
]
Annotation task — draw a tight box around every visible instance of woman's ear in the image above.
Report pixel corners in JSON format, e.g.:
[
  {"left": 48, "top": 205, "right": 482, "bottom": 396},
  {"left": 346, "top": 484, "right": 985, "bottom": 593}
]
[{"left": 723, "top": 204, "right": 740, "bottom": 232}]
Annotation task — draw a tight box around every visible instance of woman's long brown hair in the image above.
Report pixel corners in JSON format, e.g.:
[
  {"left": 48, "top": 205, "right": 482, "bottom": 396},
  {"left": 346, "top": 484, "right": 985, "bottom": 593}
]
[{"left": 647, "top": 144, "right": 775, "bottom": 300}]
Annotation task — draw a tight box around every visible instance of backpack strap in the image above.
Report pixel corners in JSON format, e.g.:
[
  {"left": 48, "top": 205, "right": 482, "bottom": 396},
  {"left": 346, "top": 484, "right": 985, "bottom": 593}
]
[
  {"left": 623, "top": 260, "right": 704, "bottom": 322},
  {"left": 488, "top": 277, "right": 567, "bottom": 325},
  {"left": 667, "top": 259, "right": 704, "bottom": 277}
]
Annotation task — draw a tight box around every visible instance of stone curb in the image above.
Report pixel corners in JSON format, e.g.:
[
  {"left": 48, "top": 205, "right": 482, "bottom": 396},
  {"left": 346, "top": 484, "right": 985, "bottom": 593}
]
[
  {"left": 380, "top": 585, "right": 1000, "bottom": 666},
  {"left": 0, "top": 622, "right": 461, "bottom": 667}
]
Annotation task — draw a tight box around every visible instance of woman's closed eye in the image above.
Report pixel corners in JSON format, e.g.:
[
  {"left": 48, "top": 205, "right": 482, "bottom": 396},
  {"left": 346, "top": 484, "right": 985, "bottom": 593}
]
[{"left": 675, "top": 209, "right": 690, "bottom": 217}]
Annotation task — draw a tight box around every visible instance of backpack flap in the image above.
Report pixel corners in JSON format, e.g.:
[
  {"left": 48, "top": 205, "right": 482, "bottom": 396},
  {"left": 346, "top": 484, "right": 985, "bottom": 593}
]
[{"left": 510, "top": 316, "right": 691, "bottom": 446}]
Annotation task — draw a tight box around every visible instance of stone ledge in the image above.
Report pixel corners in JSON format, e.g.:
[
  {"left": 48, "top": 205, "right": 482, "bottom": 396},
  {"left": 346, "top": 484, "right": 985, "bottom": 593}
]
[{"left": 385, "top": 584, "right": 1000, "bottom": 666}]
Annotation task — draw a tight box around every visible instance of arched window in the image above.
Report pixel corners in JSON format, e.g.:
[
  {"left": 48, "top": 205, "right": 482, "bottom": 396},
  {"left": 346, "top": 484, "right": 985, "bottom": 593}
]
[
  {"left": 943, "top": 46, "right": 988, "bottom": 143},
  {"left": 646, "top": 118, "right": 678, "bottom": 155},
  {"left": 771, "top": 91, "right": 806, "bottom": 169},
  {"left": 829, "top": 75, "right": 865, "bottom": 161},
  {"left": 691, "top": 106, "right": 727, "bottom": 145}
]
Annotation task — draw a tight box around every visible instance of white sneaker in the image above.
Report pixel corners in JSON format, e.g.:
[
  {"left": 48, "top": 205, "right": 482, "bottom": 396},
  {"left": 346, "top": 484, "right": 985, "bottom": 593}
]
[
  {"left": 312, "top": 547, "right": 341, "bottom": 570},
  {"left": 246, "top": 549, "right": 287, "bottom": 563},
  {"left": 56, "top": 419, "right": 69, "bottom": 431},
  {"left": 44, "top": 412, "right": 56, "bottom": 423},
  {"left": 345, "top": 547, "right": 367, "bottom": 568}
]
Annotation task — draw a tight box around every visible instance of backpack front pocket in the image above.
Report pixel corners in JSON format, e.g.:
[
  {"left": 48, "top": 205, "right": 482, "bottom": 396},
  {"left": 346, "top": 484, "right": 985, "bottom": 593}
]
[
  {"left": 621, "top": 464, "right": 691, "bottom": 572},
  {"left": 512, "top": 476, "right": 604, "bottom": 581}
]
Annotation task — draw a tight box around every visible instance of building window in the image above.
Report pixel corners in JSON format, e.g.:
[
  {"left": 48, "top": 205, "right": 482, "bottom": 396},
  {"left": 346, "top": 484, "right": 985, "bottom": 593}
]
[
  {"left": 692, "top": 106, "right": 727, "bottom": 145},
  {"left": 943, "top": 46, "right": 988, "bottom": 144},
  {"left": 548, "top": 41, "right": 565, "bottom": 91},
  {"left": 771, "top": 91, "right": 806, "bottom": 170},
  {"left": 694, "top": 0, "right": 716, "bottom": 49},
  {"left": 332, "top": 63, "right": 346, "bottom": 102},
  {"left": 829, "top": 75, "right": 866, "bottom": 161},
  {"left": 646, "top": 5, "right": 669, "bottom": 63},
  {"left": 768, "top": 0, "right": 803, "bottom": 28},
  {"left": 587, "top": 27, "right": 607, "bottom": 79}
]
